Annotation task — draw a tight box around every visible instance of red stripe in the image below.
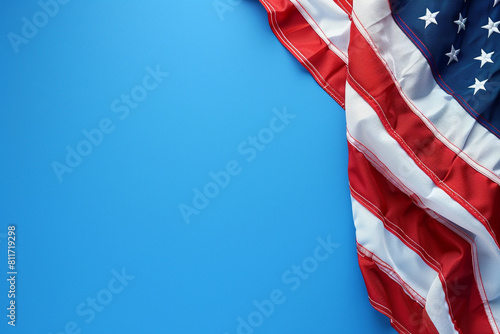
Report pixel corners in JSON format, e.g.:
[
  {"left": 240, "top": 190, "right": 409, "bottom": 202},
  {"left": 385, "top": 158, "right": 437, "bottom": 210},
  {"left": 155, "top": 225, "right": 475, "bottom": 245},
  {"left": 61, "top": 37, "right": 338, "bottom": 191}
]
[
  {"left": 357, "top": 245, "right": 440, "bottom": 334},
  {"left": 332, "top": 0, "right": 352, "bottom": 16},
  {"left": 347, "top": 23, "right": 500, "bottom": 247},
  {"left": 257, "top": 0, "right": 500, "bottom": 331},
  {"left": 349, "top": 141, "right": 496, "bottom": 333},
  {"left": 258, "top": 0, "right": 347, "bottom": 106}
]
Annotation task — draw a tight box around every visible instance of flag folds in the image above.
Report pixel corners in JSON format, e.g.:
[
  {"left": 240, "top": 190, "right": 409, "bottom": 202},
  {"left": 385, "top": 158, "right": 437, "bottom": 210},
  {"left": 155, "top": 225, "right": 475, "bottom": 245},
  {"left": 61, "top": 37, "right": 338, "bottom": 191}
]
[{"left": 257, "top": 0, "right": 500, "bottom": 333}]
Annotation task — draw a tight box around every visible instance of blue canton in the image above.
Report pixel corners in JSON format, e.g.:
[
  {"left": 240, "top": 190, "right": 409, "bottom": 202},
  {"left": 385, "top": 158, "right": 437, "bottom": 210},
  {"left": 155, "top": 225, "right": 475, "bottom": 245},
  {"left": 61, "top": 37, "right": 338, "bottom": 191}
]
[{"left": 390, "top": 0, "right": 500, "bottom": 138}]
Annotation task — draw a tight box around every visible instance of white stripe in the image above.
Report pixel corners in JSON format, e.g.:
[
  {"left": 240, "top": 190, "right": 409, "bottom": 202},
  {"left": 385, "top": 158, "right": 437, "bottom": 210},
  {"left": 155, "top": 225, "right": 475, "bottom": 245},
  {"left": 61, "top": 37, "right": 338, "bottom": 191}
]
[
  {"left": 348, "top": 131, "right": 499, "bottom": 332},
  {"left": 291, "top": 0, "right": 350, "bottom": 63},
  {"left": 346, "top": 82, "right": 500, "bottom": 332},
  {"left": 352, "top": 198, "right": 459, "bottom": 334},
  {"left": 425, "top": 278, "right": 459, "bottom": 334},
  {"left": 260, "top": 0, "right": 345, "bottom": 104},
  {"left": 350, "top": 0, "right": 500, "bottom": 184},
  {"left": 261, "top": 0, "right": 500, "bottom": 329}
]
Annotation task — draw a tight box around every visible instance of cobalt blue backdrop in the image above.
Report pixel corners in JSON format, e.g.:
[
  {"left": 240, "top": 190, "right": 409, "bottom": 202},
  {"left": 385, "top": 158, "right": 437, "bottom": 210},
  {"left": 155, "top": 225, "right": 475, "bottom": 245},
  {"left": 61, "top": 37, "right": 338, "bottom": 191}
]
[{"left": 1, "top": 1, "right": 396, "bottom": 333}]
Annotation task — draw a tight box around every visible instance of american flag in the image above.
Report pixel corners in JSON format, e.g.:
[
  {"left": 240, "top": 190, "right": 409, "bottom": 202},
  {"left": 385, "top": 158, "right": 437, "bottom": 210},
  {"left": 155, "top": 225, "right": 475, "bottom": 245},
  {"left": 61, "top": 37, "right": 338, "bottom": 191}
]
[{"left": 257, "top": 0, "right": 500, "bottom": 333}]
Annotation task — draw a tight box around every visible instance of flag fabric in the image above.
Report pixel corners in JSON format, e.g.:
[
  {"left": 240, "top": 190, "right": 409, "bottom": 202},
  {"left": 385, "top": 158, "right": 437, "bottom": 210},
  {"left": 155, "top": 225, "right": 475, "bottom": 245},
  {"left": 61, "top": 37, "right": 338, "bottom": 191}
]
[{"left": 257, "top": 0, "right": 500, "bottom": 333}]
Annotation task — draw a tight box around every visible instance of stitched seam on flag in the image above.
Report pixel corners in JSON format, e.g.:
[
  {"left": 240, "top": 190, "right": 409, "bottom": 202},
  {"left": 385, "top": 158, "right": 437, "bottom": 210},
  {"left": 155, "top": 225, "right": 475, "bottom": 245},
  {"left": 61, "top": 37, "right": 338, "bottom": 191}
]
[
  {"left": 347, "top": 129, "right": 409, "bottom": 194},
  {"left": 347, "top": 132, "right": 499, "bottom": 333},
  {"left": 367, "top": 296, "right": 414, "bottom": 334},
  {"left": 389, "top": 10, "right": 500, "bottom": 138},
  {"left": 357, "top": 210, "right": 463, "bottom": 334},
  {"left": 292, "top": 0, "right": 348, "bottom": 62},
  {"left": 367, "top": 297, "right": 413, "bottom": 334},
  {"left": 261, "top": 1, "right": 326, "bottom": 90},
  {"left": 434, "top": 222, "right": 499, "bottom": 334},
  {"left": 346, "top": 68, "right": 493, "bottom": 230},
  {"left": 349, "top": 127, "right": 499, "bottom": 332},
  {"left": 352, "top": 189, "right": 463, "bottom": 331},
  {"left": 257, "top": 1, "right": 499, "bottom": 332},
  {"left": 346, "top": 69, "right": 498, "bottom": 247},
  {"left": 391, "top": 11, "right": 500, "bottom": 136},
  {"left": 358, "top": 238, "right": 444, "bottom": 334},
  {"left": 353, "top": 188, "right": 479, "bottom": 333},
  {"left": 353, "top": 189, "right": 440, "bottom": 269},
  {"left": 390, "top": 10, "right": 487, "bottom": 126},
  {"left": 408, "top": 197, "right": 495, "bottom": 331},
  {"left": 350, "top": 8, "right": 500, "bottom": 185},
  {"left": 260, "top": 0, "right": 346, "bottom": 106},
  {"left": 357, "top": 244, "right": 426, "bottom": 306},
  {"left": 390, "top": 13, "right": 454, "bottom": 97},
  {"left": 356, "top": 5, "right": 500, "bottom": 184},
  {"left": 352, "top": 188, "right": 441, "bottom": 271},
  {"left": 341, "top": 0, "right": 353, "bottom": 11},
  {"left": 333, "top": 0, "right": 352, "bottom": 17},
  {"left": 347, "top": 131, "right": 489, "bottom": 298},
  {"left": 293, "top": 0, "right": 349, "bottom": 60},
  {"left": 359, "top": 215, "right": 442, "bottom": 334},
  {"left": 347, "top": 87, "right": 500, "bottom": 331},
  {"left": 350, "top": 11, "right": 500, "bottom": 186},
  {"left": 340, "top": 0, "right": 352, "bottom": 12}
]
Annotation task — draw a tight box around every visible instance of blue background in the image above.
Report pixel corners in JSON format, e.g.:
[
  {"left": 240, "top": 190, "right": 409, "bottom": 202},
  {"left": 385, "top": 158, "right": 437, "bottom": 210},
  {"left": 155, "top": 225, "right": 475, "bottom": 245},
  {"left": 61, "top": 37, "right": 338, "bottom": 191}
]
[{"left": 1, "top": 1, "right": 396, "bottom": 333}]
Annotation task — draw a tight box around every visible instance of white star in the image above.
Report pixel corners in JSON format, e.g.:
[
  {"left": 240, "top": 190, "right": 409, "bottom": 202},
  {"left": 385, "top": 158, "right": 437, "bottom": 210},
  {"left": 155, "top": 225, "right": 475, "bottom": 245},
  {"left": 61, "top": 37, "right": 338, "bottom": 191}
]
[
  {"left": 474, "top": 49, "right": 494, "bottom": 68},
  {"left": 469, "top": 78, "right": 488, "bottom": 95},
  {"left": 419, "top": 9, "right": 439, "bottom": 28},
  {"left": 494, "top": 0, "right": 500, "bottom": 7},
  {"left": 454, "top": 13, "right": 467, "bottom": 33},
  {"left": 482, "top": 18, "right": 500, "bottom": 38},
  {"left": 445, "top": 45, "right": 460, "bottom": 65}
]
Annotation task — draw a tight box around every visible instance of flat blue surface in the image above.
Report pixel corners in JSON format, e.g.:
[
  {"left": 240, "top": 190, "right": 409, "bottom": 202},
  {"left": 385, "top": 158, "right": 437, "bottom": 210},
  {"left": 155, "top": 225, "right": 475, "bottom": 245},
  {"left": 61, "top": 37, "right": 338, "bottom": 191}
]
[{"left": 1, "top": 1, "right": 396, "bottom": 333}]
